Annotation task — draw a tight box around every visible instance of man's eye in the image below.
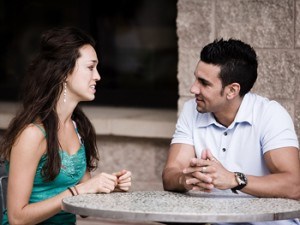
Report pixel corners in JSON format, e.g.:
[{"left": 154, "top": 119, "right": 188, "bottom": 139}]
[{"left": 198, "top": 78, "right": 209, "bottom": 86}]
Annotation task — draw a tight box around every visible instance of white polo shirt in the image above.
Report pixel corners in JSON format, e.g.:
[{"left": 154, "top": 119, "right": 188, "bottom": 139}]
[
  {"left": 171, "top": 93, "right": 300, "bottom": 225},
  {"left": 172, "top": 92, "right": 299, "bottom": 175}
]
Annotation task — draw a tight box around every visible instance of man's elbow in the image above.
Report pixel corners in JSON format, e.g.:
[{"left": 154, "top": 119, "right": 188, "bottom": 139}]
[
  {"left": 282, "top": 178, "right": 300, "bottom": 200},
  {"left": 162, "top": 169, "right": 171, "bottom": 191},
  {"left": 162, "top": 169, "right": 186, "bottom": 192},
  {"left": 287, "top": 185, "right": 300, "bottom": 200},
  {"left": 161, "top": 169, "right": 179, "bottom": 191},
  {"left": 162, "top": 178, "right": 174, "bottom": 191}
]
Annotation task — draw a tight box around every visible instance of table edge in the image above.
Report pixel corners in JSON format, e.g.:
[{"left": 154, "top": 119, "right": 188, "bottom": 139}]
[{"left": 61, "top": 198, "right": 300, "bottom": 223}]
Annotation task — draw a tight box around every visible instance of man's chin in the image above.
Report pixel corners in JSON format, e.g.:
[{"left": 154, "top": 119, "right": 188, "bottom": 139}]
[{"left": 196, "top": 106, "right": 206, "bottom": 113}]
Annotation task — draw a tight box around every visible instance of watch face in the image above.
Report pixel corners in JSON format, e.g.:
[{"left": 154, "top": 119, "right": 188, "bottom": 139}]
[
  {"left": 232, "top": 172, "right": 248, "bottom": 193},
  {"left": 236, "top": 172, "right": 247, "bottom": 185}
]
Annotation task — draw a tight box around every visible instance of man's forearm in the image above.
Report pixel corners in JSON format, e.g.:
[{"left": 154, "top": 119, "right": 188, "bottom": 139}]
[
  {"left": 241, "top": 173, "right": 300, "bottom": 200},
  {"left": 162, "top": 167, "right": 187, "bottom": 192}
]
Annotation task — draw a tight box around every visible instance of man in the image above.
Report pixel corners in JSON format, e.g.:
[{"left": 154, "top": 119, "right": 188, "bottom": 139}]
[{"left": 162, "top": 39, "right": 300, "bottom": 225}]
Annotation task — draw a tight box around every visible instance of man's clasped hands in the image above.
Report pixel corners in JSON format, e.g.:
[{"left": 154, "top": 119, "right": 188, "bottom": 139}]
[{"left": 182, "top": 149, "right": 236, "bottom": 192}]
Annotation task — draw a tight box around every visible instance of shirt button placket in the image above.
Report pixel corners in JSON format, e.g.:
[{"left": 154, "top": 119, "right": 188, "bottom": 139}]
[{"left": 220, "top": 130, "right": 228, "bottom": 155}]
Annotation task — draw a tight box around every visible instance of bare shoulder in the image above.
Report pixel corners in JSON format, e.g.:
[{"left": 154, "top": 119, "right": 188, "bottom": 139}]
[
  {"left": 21, "top": 123, "right": 45, "bottom": 140},
  {"left": 13, "top": 123, "right": 47, "bottom": 156}
]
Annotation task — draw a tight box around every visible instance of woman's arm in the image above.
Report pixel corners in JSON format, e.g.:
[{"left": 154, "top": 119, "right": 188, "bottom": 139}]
[
  {"left": 7, "top": 124, "right": 120, "bottom": 225},
  {"left": 7, "top": 125, "right": 74, "bottom": 225}
]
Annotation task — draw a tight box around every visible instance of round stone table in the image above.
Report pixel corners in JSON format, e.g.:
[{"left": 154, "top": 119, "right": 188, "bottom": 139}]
[{"left": 61, "top": 190, "right": 300, "bottom": 224}]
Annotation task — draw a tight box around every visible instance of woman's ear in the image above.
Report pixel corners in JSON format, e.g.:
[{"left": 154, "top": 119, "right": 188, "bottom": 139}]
[{"left": 226, "top": 83, "right": 240, "bottom": 100}]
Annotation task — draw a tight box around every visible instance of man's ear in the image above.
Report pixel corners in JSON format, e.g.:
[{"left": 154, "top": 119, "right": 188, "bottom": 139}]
[{"left": 226, "top": 83, "right": 240, "bottom": 100}]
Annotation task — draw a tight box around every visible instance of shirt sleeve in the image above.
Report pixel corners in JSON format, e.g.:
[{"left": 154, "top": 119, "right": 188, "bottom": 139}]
[
  {"left": 261, "top": 101, "right": 299, "bottom": 153},
  {"left": 171, "top": 100, "right": 195, "bottom": 146}
]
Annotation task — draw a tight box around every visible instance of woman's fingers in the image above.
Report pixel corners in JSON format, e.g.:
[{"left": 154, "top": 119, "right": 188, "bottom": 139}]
[{"left": 114, "top": 170, "right": 132, "bottom": 180}]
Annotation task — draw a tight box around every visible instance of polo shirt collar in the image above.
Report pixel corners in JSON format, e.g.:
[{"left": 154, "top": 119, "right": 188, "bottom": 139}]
[
  {"left": 234, "top": 93, "right": 253, "bottom": 125},
  {"left": 196, "top": 93, "right": 253, "bottom": 128}
]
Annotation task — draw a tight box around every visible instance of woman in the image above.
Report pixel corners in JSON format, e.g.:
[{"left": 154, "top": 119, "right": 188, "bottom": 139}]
[{"left": 0, "top": 27, "right": 132, "bottom": 224}]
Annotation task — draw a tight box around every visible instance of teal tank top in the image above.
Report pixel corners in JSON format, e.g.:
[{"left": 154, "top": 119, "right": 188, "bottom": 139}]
[{"left": 2, "top": 123, "right": 87, "bottom": 225}]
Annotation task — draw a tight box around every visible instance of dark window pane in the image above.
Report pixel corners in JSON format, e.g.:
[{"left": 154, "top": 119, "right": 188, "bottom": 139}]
[{"left": 0, "top": 0, "right": 178, "bottom": 108}]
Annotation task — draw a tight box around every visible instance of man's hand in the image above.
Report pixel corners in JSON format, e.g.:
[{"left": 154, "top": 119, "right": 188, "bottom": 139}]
[
  {"left": 183, "top": 149, "right": 236, "bottom": 191},
  {"left": 182, "top": 157, "right": 214, "bottom": 192}
]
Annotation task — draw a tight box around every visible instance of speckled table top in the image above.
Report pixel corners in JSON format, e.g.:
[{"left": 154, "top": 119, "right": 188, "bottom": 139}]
[{"left": 62, "top": 190, "right": 300, "bottom": 223}]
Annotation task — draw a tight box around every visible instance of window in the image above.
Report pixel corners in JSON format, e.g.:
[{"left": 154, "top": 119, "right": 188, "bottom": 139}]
[{"left": 0, "top": 0, "right": 178, "bottom": 108}]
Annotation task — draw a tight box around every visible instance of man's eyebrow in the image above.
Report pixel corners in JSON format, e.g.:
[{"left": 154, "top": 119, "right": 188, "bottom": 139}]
[{"left": 196, "top": 75, "right": 212, "bottom": 85}]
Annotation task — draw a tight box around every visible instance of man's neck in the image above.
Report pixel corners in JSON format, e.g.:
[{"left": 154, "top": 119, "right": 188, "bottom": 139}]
[{"left": 214, "top": 97, "right": 243, "bottom": 127}]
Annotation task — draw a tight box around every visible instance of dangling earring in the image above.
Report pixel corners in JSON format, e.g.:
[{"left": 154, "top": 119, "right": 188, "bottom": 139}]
[{"left": 63, "top": 82, "right": 67, "bottom": 103}]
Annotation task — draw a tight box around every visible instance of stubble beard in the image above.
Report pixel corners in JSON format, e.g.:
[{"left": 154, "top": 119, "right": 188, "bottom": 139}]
[{"left": 196, "top": 104, "right": 207, "bottom": 113}]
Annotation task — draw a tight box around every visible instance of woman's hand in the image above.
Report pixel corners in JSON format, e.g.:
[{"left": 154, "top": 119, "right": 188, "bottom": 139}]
[
  {"left": 113, "top": 169, "right": 132, "bottom": 192},
  {"left": 78, "top": 172, "right": 117, "bottom": 194}
]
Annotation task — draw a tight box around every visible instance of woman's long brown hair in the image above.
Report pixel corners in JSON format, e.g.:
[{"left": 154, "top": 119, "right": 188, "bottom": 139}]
[{"left": 0, "top": 27, "right": 99, "bottom": 181}]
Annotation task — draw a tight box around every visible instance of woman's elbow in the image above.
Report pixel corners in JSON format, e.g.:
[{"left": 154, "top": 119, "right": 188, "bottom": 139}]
[
  {"left": 8, "top": 213, "right": 31, "bottom": 225},
  {"left": 8, "top": 218, "right": 25, "bottom": 225}
]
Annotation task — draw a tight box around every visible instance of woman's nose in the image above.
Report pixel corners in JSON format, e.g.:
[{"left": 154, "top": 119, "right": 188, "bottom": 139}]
[{"left": 95, "top": 70, "right": 101, "bottom": 81}]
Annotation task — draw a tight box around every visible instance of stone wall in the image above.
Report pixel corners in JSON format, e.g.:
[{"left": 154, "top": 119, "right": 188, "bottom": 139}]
[
  {"left": 93, "top": 136, "right": 169, "bottom": 191},
  {"left": 177, "top": 0, "right": 300, "bottom": 140}
]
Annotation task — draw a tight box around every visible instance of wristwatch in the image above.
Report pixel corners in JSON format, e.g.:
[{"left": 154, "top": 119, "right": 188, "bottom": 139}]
[{"left": 231, "top": 172, "right": 247, "bottom": 194}]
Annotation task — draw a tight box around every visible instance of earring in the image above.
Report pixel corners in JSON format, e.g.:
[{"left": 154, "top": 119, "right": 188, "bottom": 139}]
[{"left": 63, "top": 82, "right": 67, "bottom": 103}]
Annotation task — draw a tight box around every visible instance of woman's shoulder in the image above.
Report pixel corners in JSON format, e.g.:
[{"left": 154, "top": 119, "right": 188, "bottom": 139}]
[
  {"left": 16, "top": 123, "right": 47, "bottom": 155},
  {"left": 24, "top": 123, "right": 46, "bottom": 137},
  {"left": 30, "top": 122, "right": 47, "bottom": 137}
]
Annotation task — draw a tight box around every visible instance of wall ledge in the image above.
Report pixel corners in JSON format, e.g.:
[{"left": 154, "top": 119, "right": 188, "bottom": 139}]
[{"left": 0, "top": 102, "right": 177, "bottom": 139}]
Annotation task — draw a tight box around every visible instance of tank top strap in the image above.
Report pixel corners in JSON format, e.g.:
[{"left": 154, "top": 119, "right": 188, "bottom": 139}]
[
  {"left": 72, "top": 120, "right": 83, "bottom": 145},
  {"left": 33, "top": 123, "right": 47, "bottom": 138}
]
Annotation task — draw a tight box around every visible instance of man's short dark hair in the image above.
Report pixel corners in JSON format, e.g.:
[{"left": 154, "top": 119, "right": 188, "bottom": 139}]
[{"left": 200, "top": 38, "right": 258, "bottom": 96}]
